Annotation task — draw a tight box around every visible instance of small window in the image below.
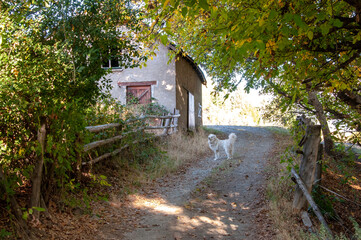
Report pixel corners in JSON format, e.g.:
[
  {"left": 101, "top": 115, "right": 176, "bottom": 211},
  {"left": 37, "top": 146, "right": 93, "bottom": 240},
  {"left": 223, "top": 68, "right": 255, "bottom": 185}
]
[{"left": 102, "top": 47, "right": 121, "bottom": 68}]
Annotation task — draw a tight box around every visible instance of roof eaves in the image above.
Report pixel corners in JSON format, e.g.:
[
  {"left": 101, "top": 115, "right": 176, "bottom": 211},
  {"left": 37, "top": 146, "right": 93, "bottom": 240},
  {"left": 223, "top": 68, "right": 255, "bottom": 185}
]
[{"left": 167, "top": 44, "right": 207, "bottom": 85}]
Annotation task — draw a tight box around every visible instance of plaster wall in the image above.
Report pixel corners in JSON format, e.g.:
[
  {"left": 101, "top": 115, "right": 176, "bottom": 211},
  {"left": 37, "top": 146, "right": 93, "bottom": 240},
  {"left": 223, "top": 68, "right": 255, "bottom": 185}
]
[{"left": 106, "top": 44, "right": 177, "bottom": 112}]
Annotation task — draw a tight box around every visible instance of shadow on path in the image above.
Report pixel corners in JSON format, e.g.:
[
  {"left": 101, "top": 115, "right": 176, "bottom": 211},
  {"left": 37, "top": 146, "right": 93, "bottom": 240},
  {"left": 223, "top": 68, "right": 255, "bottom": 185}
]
[{"left": 101, "top": 126, "right": 275, "bottom": 240}]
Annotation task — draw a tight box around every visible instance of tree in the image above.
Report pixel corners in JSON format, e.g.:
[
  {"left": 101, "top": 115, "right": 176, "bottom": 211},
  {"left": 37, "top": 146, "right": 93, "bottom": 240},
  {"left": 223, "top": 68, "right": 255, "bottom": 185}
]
[
  {"left": 145, "top": 0, "right": 361, "bottom": 156},
  {"left": 0, "top": 0, "right": 148, "bottom": 236}
]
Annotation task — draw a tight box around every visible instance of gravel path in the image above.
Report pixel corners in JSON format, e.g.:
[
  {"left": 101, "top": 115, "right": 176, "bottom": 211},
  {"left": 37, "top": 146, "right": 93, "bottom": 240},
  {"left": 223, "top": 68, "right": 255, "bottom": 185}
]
[{"left": 119, "top": 125, "right": 275, "bottom": 240}]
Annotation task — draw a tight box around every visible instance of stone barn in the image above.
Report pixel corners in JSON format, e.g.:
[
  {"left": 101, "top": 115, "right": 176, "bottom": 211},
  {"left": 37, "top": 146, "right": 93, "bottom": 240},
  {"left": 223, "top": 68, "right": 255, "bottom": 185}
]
[{"left": 105, "top": 44, "right": 206, "bottom": 131}]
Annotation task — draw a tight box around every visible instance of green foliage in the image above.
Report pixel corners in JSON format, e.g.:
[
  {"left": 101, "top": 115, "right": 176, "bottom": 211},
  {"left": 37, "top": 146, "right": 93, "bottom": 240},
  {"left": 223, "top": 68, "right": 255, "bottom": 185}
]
[
  {"left": 0, "top": 1, "right": 150, "bottom": 234},
  {"left": 138, "top": 100, "right": 169, "bottom": 116},
  {"left": 89, "top": 174, "right": 111, "bottom": 187},
  {"left": 303, "top": 222, "right": 361, "bottom": 240},
  {"left": 22, "top": 207, "right": 45, "bottom": 221},
  {"left": 302, "top": 225, "right": 338, "bottom": 240},
  {"left": 350, "top": 217, "right": 361, "bottom": 240},
  {"left": 312, "top": 188, "right": 336, "bottom": 220},
  {"left": 331, "top": 144, "right": 358, "bottom": 185},
  {"left": 277, "top": 118, "right": 306, "bottom": 174},
  {"left": 147, "top": 0, "right": 361, "bottom": 156},
  {"left": 201, "top": 126, "right": 223, "bottom": 135},
  {"left": 125, "top": 98, "right": 170, "bottom": 117},
  {"left": 62, "top": 188, "right": 92, "bottom": 212},
  {"left": 279, "top": 146, "right": 298, "bottom": 175},
  {"left": 0, "top": 229, "right": 12, "bottom": 238},
  {"left": 62, "top": 182, "right": 109, "bottom": 214},
  {"left": 261, "top": 126, "right": 290, "bottom": 136},
  {"left": 261, "top": 96, "right": 304, "bottom": 128},
  {"left": 85, "top": 97, "right": 126, "bottom": 126}
]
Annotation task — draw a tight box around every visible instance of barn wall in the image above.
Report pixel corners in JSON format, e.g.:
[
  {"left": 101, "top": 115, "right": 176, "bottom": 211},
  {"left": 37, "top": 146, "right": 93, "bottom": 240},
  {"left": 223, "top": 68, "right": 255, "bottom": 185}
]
[
  {"left": 175, "top": 56, "right": 203, "bottom": 131},
  {"left": 105, "top": 44, "right": 177, "bottom": 113}
]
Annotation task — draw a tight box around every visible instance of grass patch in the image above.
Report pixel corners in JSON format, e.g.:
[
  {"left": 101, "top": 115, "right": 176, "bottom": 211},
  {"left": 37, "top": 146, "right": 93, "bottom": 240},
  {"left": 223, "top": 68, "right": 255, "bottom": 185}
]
[
  {"left": 201, "top": 126, "right": 226, "bottom": 135},
  {"left": 157, "top": 128, "right": 211, "bottom": 174},
  {"left": 262, "top": 126, "right": 291, "bottom": 136}
]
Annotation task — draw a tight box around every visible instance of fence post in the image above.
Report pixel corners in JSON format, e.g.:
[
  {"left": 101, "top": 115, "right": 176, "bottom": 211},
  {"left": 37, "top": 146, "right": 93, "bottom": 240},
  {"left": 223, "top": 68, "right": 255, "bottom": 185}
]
[
  {"left": 314, "top": 142, "right": 323, "bottom": 186},
  {"left": 117, "top": 122, "right": 123, "bottom": 145},
  {"left": 162, "top": 114, "right": 171, "bottom": 135},
  {"left": 174, "top": 109, "right": 179, "bottom": 133},
  {"left": 293, "top": 125, "right": 322, "bottom": 212},
  {"left": 161, "top": 113, "right": 166, "bottom": 126}
]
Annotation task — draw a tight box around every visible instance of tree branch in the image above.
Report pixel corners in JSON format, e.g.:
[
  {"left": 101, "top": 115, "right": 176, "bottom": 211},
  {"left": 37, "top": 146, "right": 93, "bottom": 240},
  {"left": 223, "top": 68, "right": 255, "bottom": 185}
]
[{"left": 337, "top": 89, "right": 361, "bottom": 114}]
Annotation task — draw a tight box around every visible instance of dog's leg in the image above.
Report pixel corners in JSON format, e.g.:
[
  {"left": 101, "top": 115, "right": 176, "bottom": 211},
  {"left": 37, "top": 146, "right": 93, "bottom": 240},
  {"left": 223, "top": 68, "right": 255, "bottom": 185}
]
[
  {"left": 226, "top": 144, "right": 233, "bottom": 159},
  {"left": 223, "top": 144, "right": 229, "bottom": 159},
  {"left": 229, "top": 143, "right": 234, "bottom": 159},
  {"left": 215, "top": 149, "right": 220, "bottom": 160},
  {"left": 226, "top": 149, "right": 231, "bottom": 159},
  {"left": 229, "top": 145, "right": 233, "bottom": 159}
]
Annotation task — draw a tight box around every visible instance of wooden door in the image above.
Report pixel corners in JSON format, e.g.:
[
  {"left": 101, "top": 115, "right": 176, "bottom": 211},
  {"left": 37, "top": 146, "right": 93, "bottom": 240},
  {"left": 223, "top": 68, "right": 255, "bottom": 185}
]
[
  {"left": 126, "top": 86, "right": 151, "bottom": 104},
  {"left": 188, "top": 92, "right": 195, "bottom": 130}
]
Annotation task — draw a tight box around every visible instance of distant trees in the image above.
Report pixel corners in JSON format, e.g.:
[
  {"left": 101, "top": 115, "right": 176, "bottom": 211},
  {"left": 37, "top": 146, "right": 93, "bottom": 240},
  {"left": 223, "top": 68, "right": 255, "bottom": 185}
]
[
  {"left": 203, "top": 87, "right": 261, "bottom": 125},
  {"left": 145, "top": 0, "right": 361, "bottom": 156}
]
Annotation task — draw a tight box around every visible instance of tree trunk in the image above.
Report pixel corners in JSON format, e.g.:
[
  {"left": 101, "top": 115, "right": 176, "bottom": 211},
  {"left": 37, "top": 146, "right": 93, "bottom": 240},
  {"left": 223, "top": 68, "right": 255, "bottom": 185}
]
[
  {"left": 308, "top": 91, "right": 335, "bottom": 156},
  {"left": 0, "top": 166, "right": 32, "bottom": 239},
  {"left": 43, "top": 160, "right": 55, "bottom": 205},
  {"left": 75, "top": 133, "right": 83, "bottom": 183},
  {"left": 30, "top": 120, "right": 46, "bottom": 218}
]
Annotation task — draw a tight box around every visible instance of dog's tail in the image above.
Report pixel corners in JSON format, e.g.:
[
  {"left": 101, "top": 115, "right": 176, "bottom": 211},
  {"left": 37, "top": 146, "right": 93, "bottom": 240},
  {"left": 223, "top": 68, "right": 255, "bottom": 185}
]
[{"left": 228, "top": 133, "right": 237, "bottom": 143}]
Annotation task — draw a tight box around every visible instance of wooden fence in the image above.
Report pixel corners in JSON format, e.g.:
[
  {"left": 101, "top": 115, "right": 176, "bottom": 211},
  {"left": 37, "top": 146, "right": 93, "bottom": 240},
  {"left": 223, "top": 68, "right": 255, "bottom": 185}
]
[
  {"left": 81, "top": 112, "right": 180, "bottom": 166},
  {"left": 292, "top": 115, "right": 333, "bottom": 238}
]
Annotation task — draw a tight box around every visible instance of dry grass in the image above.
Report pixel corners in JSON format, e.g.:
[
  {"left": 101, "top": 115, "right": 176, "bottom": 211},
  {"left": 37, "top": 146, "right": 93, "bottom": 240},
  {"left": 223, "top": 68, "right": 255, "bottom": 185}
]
[
  {"left": 264, "top": 127, "right": 306, "bottom": 240},
  {"left": 154, "top": 128, "right": 212, "bottom": 176},
  {"left": 265, "top": 128, "right": 361, "bottom": 240},
  {"left": 164, "top": 129, "right": 210, "bottom": 163},
  {"left": 266, "top": 165, "right": 305, "bottom": 240}
]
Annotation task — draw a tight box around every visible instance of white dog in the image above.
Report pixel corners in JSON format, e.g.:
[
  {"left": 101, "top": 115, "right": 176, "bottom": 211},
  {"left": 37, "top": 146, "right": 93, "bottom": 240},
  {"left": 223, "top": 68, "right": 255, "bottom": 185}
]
[{"left": 208, "top": 133, "right": 237, "bottom": 160}]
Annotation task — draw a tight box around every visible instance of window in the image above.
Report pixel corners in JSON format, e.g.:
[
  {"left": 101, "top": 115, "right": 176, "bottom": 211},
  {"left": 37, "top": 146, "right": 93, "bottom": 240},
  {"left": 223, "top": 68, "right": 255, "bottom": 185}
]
[
  {"left": 126, "top": 85, "right": 151, "bottom": 104},
  {"left": 102, "top": 47, "right": 121, "bottom": 68}
]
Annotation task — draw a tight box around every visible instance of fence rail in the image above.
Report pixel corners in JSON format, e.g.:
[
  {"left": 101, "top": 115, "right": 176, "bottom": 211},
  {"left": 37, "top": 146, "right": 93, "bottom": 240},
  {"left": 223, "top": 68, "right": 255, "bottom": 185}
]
[
  {"left": 292, "top": 168, "right": 333, "bottom": 238},
  {"left": 82, "top": 112, "right": 180, "bottom": 166},
  {"left": 85, "top": 114, "right": 180, "bottom": 133}
]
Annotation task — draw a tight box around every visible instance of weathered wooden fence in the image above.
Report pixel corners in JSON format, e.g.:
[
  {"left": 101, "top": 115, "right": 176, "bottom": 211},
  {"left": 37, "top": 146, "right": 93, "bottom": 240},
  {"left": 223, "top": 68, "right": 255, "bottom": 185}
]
[
  {"left": 292, "top": 115, "right": 333, "bottom": 238},
  {"left": 81, "top": 112, "right": 180, "bottom": 166}
]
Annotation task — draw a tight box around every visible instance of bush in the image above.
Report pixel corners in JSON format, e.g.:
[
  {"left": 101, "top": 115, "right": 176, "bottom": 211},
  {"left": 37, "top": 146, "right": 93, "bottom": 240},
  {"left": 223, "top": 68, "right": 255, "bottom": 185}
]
[{"left": 0, "top": 1, "right": 147, "bottom": 237}]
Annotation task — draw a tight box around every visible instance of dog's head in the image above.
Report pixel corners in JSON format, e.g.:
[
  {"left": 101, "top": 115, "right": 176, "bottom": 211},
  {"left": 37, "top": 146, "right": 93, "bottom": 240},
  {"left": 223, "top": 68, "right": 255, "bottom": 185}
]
[
  {"left": 208, "top": 134, "right": 218, "bottom": 144},
  {"left": 229, "top": 133, "right": 237, "bottom": 140}
]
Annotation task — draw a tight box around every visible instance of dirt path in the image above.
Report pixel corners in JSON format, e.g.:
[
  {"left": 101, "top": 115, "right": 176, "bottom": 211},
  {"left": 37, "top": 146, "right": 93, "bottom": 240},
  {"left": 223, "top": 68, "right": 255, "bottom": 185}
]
[{"left": 99, "top": 126, "right": 275, "bottom": 239}]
